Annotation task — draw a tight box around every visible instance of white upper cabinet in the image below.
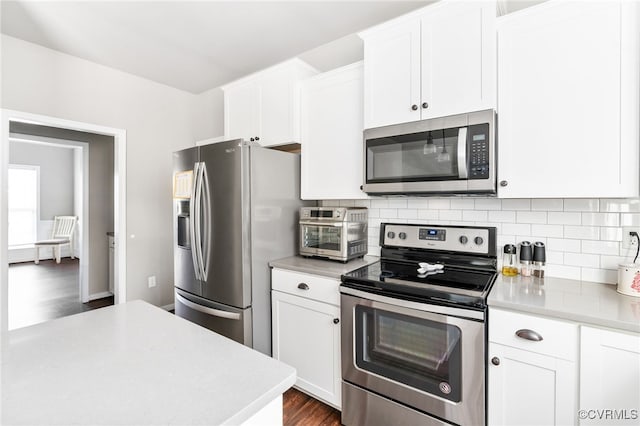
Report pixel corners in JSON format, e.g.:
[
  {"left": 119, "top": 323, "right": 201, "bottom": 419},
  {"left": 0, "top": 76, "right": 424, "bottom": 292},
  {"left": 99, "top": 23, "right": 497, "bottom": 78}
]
[
  {"left": 222, "top": 59, "right": 318, "bottom": 147},
  {"left": 497, "top": 1, "right": 640, "bottom": 198},
  {"left": 300, "top": 62, "right": 368, "bottom": 200},
  {"left": 360, "top": 0, "right": 496, "bottom": 129}
]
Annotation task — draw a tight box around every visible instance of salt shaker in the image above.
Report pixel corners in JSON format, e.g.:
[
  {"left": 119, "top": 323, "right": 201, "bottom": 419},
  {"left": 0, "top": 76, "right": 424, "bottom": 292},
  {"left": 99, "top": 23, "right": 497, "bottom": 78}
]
[
  {"left": 533, "top": 242, "right": 546, "bottom": 278},
  {"left": 519, "top": 241, "right": 533, "bottom": 276}
]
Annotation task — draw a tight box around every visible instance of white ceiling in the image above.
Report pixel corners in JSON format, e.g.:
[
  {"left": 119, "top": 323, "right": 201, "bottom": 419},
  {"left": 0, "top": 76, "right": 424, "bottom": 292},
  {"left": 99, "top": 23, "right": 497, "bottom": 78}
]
[{"left": 0, "top": 1, "right": 430, "bottom": 94}]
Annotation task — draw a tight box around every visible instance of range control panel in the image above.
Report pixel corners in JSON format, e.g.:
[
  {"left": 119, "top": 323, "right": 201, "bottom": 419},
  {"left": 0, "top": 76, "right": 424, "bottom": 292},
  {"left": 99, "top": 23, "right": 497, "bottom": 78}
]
[{"left": 383, "top": 223, "right": 494, "bottom": 255}]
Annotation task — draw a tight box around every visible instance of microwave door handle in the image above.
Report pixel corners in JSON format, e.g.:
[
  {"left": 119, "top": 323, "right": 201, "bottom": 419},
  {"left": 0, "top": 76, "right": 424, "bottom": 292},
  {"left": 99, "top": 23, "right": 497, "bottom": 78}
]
[
  {"left": 299, "top": 221, "right": 342, "bottom": 227},
  {"left": 457, "top": 127, "right": 468, "bottom": 179}
]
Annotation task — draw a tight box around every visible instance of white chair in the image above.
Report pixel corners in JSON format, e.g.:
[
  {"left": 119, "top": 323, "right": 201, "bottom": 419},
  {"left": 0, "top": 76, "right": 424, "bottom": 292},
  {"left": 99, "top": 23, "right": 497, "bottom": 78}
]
[{"left": 34, "top": 216, "right": 77, "bottom": 264}]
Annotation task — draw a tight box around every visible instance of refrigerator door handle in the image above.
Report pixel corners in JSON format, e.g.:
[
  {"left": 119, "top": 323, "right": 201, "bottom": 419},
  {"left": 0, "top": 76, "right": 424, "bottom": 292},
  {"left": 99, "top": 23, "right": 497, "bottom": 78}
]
[
  {"left": 175, "top": 292, "right": 241, "bottom": 320},
  {"left": 190, "top": 162, "right": 201, "bottom": 280},
  {"left": 200, "top": 162, "right": 212, "bottom": 281},
  {"left": 194, "top": 162, "right": 206, "bottom": 281}
]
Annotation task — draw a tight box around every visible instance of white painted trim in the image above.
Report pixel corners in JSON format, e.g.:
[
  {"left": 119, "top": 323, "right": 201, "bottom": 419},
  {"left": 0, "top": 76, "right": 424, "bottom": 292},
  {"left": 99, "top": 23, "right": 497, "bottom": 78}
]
[
  {"left": 160, "top": 303, "right": 175, "bottom": 311},
  {"left": 1, "top": 109, "right": 127, "bottom": 333},
  {"left": 88, "top": 291, "right": 113, "bottom": 301}
]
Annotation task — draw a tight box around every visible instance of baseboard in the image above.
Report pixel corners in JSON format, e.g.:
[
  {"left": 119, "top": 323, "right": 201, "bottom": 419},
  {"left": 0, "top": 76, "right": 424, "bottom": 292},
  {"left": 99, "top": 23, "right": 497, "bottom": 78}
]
[
  {"left": 88, "top": 291, "right": 113, "bottom": 301},
  {"left": 161, "top": 303, "right": 175, "bottom": 311}
]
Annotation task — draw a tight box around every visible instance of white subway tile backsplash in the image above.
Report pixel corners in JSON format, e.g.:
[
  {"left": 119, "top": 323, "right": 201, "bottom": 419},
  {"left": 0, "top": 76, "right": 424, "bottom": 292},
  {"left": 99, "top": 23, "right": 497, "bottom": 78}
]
[
  {"left": 475, "top": 199, "right": 502, "bottom": 210},
  {"left": 547, "top": 238, "right": 581, "bottom": 253},
  {"left": 581, "top": 240, "right": 619, "bottom": 256},
  {"left": 516, "top": 211, "right": 547, "bottom": 224},
  {"left": 501, "top": 199, "right": 531, "bottom": 211},
  {"left": 488, "top": 210, "right": 516, "bottom": 223},
  {"left": 581, "top": 213, "right": 619, "bottom": 227},
  {"left": 462, "top": 210, "right": 488, "bottom": 222},
  {"left": 581, "top": 268, "right": 617, "bottom": 284},
  {"left": 564, "top": 226, "right": 599, "bottom": 240},
  {"left": 530, "top": 224, "right": 564, "bottom": 238},
  {"left": 621, "top": 214, "right": 640, "bottom": 226},
  {"left": 547, "top": 212, "right": 581, "bottom": 225},
  {"left": 428, "top": 199, "right": 451, "bottom": 210},
  {"left": 564, "top": 199, "right": 599, "bottom": 212},
  {"left": 379, "top": 208, "right": 398, "bottom": 218},
  {"left": 450, "top": 199, "right": 475, "bottom": 210},
  {"left": 320, "top": 196, "right": 640, "bottom": 283},
  {"left": 532, "top": 199, "right": 563, "bottom": 211},
  {"left": 398, "top": 209, "right": 418, "bottom": 220},
  {"left": 564, "top": 253, "right": 600, "bottom": 268}
]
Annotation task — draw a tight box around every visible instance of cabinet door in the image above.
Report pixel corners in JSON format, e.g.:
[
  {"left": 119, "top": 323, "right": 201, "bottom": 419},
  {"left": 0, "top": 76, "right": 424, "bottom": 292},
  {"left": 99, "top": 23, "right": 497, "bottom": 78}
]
[
  {"left": 300, "top": 63, "right": 367, "bottom": 200},
  {"left": 488, "top": 343, "right": 577, "bottom": 426},
  {"left": 224, "top": 80, "right": 260, "bottom": 141},
  {"left": 580, "top": 327, "right": 640, "bottom": 425},
  {"left": 363, "top": 18, "right": 421, "bottom": 128},
  {"left": 497, "top": 1, "right": 639, "bottom": 198},
  {"left": 271, "top": 290, "right": 341, "bottom": 409},
  {"left": 259, "top": 69, "right": 294, "bottom": 147},
  {"left": 421, "top": 1, "right": 495, "bottom": 119}
]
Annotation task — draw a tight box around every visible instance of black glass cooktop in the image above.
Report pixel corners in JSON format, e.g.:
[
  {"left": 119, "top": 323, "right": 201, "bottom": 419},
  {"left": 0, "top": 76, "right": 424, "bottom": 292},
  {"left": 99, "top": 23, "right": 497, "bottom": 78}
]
[{"left": 341, "top": 260, "right": 497, "bottom": 309}]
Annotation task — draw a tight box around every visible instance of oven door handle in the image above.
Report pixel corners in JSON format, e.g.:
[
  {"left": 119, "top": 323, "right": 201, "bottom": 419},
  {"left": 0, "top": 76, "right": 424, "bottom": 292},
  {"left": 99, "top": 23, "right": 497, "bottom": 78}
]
[
  {"left": 299, "top": 221, "right": 342, "bottom": 227},
  {"left": 457, "top": 127, "right": 468, "bottom": 179}
]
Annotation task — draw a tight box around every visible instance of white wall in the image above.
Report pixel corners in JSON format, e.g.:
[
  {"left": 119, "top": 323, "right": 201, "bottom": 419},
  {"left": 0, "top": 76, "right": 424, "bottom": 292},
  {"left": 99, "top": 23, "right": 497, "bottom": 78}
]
[
  {"left": 9, "top": 140, "right": 74, "bottom": 219},
  {"left": 1, "top": 35, "right": 222, "bottom": 306},
  {"left": 322, "top": 197, "right": 640, "bottom": 284}
]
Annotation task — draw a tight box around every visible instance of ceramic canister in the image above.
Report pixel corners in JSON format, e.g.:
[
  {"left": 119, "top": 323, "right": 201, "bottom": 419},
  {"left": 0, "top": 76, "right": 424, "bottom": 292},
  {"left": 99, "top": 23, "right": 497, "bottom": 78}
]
[{"left": 617, "top": 263, "right": 640, "bottom": 297}]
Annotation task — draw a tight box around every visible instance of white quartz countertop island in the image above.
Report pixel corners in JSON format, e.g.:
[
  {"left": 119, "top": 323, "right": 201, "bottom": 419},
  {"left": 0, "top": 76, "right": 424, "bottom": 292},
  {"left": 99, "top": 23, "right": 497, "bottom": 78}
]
[{"left": 1, "top": 300, "right": 296, "bottom": 425}]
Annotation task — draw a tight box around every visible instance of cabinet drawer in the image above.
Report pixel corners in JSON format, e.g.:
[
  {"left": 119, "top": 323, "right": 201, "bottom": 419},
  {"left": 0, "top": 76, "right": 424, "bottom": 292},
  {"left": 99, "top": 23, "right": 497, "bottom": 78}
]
[
  {"left": 489, "top": 309, "right": 578, "bottom": 361},
  {"left": 271, "top": 268, "right": 340, "bottom": 305}
]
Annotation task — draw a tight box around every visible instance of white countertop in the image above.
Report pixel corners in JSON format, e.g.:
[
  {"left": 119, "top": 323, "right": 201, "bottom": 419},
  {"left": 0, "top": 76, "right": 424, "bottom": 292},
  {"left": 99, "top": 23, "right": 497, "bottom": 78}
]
[
  {"left": 488, "top": 275, "right": 640, "bottom": 333},
  {"left": 269, "top": 255, "right": 379, "bottom": 279},
  {"left": 1, "top": 300, "right": 296, "bottom": 425}
]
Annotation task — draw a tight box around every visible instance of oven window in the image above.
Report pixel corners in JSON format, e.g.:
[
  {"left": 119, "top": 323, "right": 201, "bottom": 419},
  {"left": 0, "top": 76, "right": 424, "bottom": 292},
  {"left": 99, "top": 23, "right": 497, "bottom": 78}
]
[
  {"left": 301, "top": 225, "right": 342, "bottom": 251},
  {"left": 366, "top": 128, "right": 460, "bottom": 183},
  {"left": 355, "top": 305, "right": 462, "bottom": 402}
]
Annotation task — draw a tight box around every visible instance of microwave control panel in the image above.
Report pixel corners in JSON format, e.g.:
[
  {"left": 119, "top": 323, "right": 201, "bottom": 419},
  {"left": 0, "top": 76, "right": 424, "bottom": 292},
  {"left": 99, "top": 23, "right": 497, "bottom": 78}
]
[{"left": 468, "top": 123, "right": 490, "bottom": 179}]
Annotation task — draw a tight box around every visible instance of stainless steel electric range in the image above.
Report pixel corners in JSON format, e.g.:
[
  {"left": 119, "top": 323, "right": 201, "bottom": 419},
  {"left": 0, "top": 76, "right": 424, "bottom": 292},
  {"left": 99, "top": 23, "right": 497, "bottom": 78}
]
[{"left": 340, "top": 223, "right": 498, "bottom": 426}]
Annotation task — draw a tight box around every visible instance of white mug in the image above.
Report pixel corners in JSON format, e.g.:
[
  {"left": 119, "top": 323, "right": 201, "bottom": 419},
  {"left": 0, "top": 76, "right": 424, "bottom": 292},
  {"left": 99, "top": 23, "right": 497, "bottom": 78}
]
[{"left": 617, "top": 263, "right": 640, "bottom": 297}]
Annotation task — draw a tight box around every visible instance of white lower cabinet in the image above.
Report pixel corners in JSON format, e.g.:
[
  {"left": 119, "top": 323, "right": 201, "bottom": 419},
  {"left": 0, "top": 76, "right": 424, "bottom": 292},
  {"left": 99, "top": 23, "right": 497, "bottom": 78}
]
[
  {"left": 488, "top": 309, "right": 578, "bottom": 425},
  {"left": 271, "top": 269, "right": 341, "bottom": 409},
  {"left": 580, "top": 326, "right": 640, "bottom": 425}
]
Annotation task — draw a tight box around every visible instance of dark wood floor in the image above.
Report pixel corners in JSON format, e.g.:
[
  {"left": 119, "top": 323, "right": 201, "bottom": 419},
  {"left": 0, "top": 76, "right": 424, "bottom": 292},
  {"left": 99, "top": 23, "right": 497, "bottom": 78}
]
[
  {"left": 8, "top": 258, "right": 113, "bottom": 330},
  {"left": 284, "top": 387, "right": 341, "bottom": 426}
]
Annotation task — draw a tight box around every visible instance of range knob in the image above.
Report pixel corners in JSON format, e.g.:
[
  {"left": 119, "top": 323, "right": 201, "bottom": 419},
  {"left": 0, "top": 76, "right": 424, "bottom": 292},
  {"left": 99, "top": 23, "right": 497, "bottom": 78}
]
[
  {"left": 387, "top": 231, "right": 396, "bottom": 239},
  {"left": 399, "top": 232, "right": 407, "bottom": 240},
  {"left": 474, "top": 236, "right": 484, "bottom": 245},
  {"left": 459, "top": 236, "right": 468, "bottom": 244}
]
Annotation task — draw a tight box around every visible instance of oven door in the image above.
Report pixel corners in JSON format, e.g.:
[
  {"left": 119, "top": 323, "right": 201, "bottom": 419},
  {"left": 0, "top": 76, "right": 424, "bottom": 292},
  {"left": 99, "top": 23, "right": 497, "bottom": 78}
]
[
  {"left": 299, "top": 221, "right": 346, "bottom": 259},
  {"left": 341, "top": 289, "right": 485, "bottom": 426}
]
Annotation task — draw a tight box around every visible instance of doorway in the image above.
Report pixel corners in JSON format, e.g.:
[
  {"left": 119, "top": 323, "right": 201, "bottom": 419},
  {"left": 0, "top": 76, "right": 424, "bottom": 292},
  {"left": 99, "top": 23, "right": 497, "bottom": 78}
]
[{"left": 1, "top": 109, "right": 127, "bottom": 333}]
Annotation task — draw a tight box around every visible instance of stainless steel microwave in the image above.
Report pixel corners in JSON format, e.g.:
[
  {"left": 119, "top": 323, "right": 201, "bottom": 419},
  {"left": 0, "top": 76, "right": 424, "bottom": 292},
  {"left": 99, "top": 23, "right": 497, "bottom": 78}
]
[{"left": 363, "top": 109, "right": 496, "bottom": 195}]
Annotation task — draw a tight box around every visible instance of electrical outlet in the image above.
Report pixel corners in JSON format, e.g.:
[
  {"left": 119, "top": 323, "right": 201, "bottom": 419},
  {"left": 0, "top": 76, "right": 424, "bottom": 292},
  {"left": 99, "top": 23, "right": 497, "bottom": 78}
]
[
  {"left": 148, "top": 276, "right": 156, "bottom": 288},
  {"left": 622, "top": 227, "right": 640, "bottom": 250}
]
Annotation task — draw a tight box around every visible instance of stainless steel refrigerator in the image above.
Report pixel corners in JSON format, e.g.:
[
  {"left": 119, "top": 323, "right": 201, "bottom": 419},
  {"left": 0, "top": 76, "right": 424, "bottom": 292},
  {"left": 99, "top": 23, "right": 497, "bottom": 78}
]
[{"left": 172, "top": 139, "right": 306, "bottom": 356}]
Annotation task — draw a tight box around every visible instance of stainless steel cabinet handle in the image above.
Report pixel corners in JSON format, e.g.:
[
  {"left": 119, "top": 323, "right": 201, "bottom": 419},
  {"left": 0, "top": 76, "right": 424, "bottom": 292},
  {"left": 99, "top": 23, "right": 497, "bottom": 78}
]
[
  {"left": 297, "top": 283, "right": 310, "bottom": 290},
  {"left": 411, "top": 104, "right": 418, "bottom": 111},
  {"left": 333, "top": 318, "right": 340, "bottom": 324},
  {"left": 500, "top": 180, "right": 508, "bottom": 187},
  {"left": 491, "top": 357, "right": 500, "bottom": 366},
  {"left": 255, "top": 136, "right": 260, "bottom": 141},
  {"left": 515, "top": 329, "right": 544, "bottom": 341},
  {"left": 422, "top": 102, "right": 429, "bottom": 109}
]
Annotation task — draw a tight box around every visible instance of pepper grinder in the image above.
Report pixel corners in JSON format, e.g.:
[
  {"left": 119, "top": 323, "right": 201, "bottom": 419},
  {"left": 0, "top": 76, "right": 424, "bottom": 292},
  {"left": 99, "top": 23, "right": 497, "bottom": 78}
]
[
  {"left": 519, "top": 241, "right": 533, "bottom": 277},
  {"left": 533, "top": 242, "right": 546, "bottom": 278}
]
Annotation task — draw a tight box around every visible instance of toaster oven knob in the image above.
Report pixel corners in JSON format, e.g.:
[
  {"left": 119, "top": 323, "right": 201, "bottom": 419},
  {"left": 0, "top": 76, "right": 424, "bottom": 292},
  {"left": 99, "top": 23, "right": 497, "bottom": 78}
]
[
  {"left": 459, "top": 236, "right": 468, "bottom": 244},
  {"left": 399, "top": 232, "right": 407, "bottom": 240},
  {"left": 474, "top": 236, "right": 484, "bottom": 245},
  {"left": 387, "top": 231, "right": 396, "bottom": 239}
]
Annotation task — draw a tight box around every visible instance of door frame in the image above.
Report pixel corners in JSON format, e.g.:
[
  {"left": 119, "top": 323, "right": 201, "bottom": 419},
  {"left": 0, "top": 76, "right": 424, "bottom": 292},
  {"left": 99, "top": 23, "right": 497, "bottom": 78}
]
[{"left": 1, "top": 109, "right": 127, "bottom": 332}]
